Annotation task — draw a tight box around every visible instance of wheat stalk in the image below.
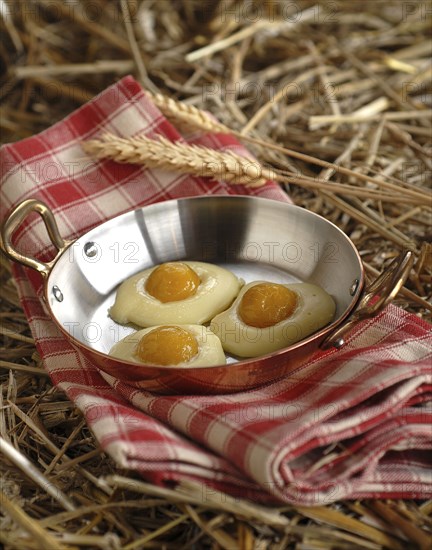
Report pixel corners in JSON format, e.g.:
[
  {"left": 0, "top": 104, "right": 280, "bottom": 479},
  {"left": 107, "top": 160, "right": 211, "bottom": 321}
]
[
  {"left": 82, "top": 133, "right": 276, "bottom": 187},
  {"left": 83, "top": 133, "right": 423, "bottom": 205},
  {"left": 146, "top": 92, "right": 430, "bottom": 203}
]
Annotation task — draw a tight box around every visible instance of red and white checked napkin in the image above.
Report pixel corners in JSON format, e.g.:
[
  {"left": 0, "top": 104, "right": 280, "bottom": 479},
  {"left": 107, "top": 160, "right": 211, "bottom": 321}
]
[{"left": 1, "top": 76, "right": 431, "bottom": 505}]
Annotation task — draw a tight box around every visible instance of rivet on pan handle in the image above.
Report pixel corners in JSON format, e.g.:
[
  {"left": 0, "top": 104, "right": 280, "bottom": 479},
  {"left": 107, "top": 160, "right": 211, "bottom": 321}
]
[
  {"left": 0, "top": 199, "right": 71, "bottom": 277},
  {"left": 321, "top": 250, "right": 414, "bottom": 350}
]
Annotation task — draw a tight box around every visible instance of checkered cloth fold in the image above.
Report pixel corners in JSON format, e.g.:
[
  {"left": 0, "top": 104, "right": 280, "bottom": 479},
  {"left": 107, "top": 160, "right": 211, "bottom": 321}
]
[{"left": 1, "top": 76, "right": 431, "bottom": 505}]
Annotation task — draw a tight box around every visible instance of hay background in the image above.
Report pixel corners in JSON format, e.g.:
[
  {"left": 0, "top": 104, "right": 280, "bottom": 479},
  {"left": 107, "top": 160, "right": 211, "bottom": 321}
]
[{"left": 0, "top": 1, "right": 431, "bottom": 548}]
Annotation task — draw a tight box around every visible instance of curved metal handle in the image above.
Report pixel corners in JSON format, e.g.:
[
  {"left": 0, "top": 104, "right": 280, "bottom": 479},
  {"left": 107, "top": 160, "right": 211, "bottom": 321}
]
[
  {"left": 0, "top": 199, "right": 71, "bottom": 277},
  {"left": 321, "top": 249, "right": 414, "bottom": 349}
]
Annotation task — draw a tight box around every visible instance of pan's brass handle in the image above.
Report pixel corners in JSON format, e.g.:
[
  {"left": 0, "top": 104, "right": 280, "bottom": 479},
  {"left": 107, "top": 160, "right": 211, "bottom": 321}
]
[
  {"left": 321, "top": 250, "right": 414, "bottom": 349},
  {"left": 0, "top": 199, "right": 71, "bottom": 277}
]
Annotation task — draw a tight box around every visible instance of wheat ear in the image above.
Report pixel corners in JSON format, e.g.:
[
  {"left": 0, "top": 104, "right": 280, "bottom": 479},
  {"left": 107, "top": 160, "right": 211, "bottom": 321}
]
[
  {"left": 149, "top": 92, "right": 230, "bottom": 135},
  {"left": 82, "top": 133, "right": 276, "bottom": 187},
  {"left": 147, "top": 92, "right": 430, "bottom": 203}
]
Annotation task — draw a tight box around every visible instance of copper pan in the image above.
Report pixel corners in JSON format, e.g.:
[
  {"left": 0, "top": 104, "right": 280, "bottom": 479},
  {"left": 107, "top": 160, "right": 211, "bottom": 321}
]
[{"left": 0, "top": 196, "right": 413, "bottom": 394}]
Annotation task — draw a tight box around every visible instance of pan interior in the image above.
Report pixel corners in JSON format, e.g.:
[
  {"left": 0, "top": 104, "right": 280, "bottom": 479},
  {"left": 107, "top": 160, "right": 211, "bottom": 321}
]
[{"left": 46, "top": 196, "right": 363, "bottom": 359}]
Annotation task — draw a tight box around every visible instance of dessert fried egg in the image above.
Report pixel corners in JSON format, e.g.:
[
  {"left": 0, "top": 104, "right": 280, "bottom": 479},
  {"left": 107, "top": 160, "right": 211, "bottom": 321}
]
[
  {"left": 109, "top": 261, "right": 242, "bottom": 327},
  {"left": 210, "top": 281, "right": 336, "bottom": 358},
  {"left": 109, "top": 324, "right": 226, "bottom": 367}
]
